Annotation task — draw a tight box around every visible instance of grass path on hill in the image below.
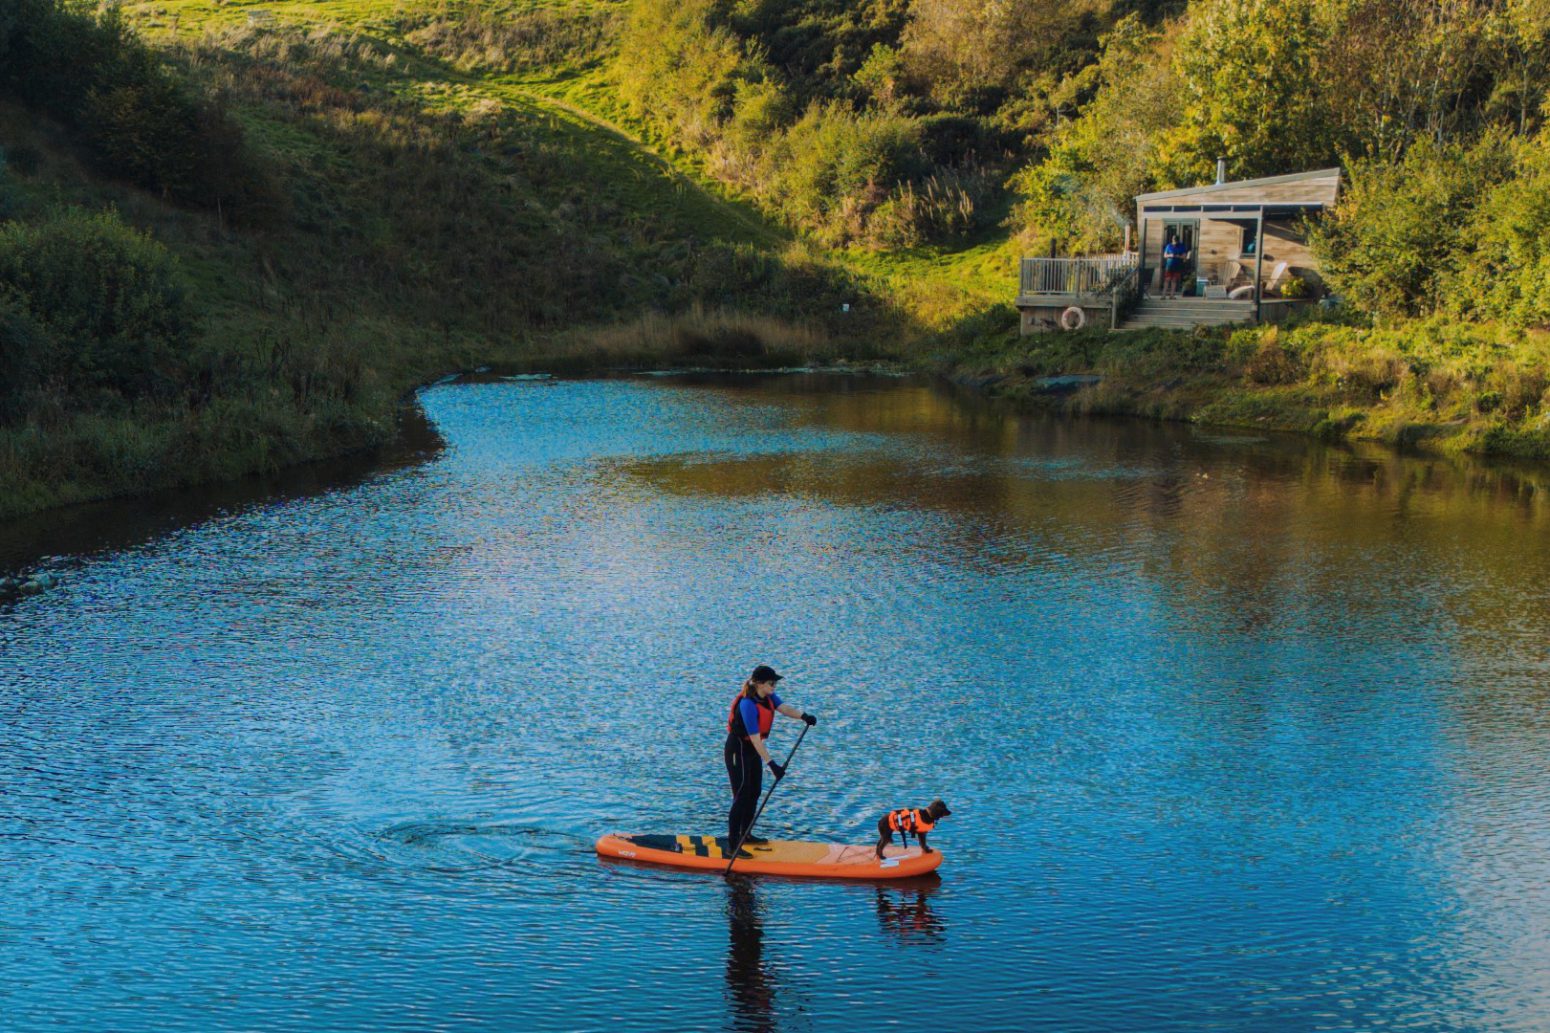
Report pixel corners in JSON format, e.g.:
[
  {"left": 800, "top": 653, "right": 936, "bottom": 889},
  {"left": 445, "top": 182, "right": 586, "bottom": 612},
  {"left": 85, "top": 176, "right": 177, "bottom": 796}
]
[
  {"left": 128, "top": 0, "right": 782, "bottom": 250},
  {"left": 126, "top": 0, "right": 1017, "bottom": 326}
]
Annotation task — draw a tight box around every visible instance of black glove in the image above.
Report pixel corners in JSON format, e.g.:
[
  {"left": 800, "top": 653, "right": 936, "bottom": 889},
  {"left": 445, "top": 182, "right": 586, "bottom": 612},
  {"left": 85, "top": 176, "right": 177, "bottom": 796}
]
[
  {"left": 767, "top": 760, "right": 786, "bottom": 779},
  {"left": 801, "top": 712, "right": 817, "bottom": 727}
]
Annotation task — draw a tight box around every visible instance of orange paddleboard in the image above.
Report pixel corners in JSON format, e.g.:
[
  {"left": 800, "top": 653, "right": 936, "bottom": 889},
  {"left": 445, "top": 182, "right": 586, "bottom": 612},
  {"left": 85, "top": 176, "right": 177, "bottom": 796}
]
[{"left": 595, "top": 833, "right": 943, "bottom": 879}]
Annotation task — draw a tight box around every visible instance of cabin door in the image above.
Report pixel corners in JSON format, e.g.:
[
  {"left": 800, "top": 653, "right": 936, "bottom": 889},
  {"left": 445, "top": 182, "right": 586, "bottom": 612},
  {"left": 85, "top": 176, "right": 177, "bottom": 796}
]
[{"left": 1161, "top": 219, "right": 1198, "bottom": 295}]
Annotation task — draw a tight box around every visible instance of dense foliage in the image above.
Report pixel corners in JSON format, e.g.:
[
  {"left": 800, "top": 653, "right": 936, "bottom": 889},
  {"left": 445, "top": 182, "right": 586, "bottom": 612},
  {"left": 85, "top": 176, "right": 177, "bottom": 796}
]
[
  {"left": 1315, "top": 131, "right": 1550, "bottom": 325},
  {"left": 609, "top": 0, "right": 1550, "bottom": 333},
  {"left": 0, "top": 205, "right": 192, "bottom": 416},
  {"left": 0, "top": 0, "right": 277, "bottom": 219},
  {"left": 612, "top": 0, "right": 1147, "bottom": 248},
  {"left": 1014, "top": 0, "right": 1550, "bottom": 265}
]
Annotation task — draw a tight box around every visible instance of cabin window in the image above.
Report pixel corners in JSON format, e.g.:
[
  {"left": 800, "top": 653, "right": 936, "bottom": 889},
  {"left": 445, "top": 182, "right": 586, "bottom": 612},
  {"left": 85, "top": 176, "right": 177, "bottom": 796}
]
[{"left": 1240, "top": 224, "right": 1257, "bottom": 256}]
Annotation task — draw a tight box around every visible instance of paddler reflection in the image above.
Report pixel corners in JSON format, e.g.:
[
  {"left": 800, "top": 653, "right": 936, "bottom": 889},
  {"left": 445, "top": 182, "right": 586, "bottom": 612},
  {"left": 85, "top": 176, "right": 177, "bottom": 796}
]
[
  {"left": 874, "top": 880, "right": 946, "bottom": 944},
  {"left": 725, "top": 880, "right": 777, "bottom": 1033}
]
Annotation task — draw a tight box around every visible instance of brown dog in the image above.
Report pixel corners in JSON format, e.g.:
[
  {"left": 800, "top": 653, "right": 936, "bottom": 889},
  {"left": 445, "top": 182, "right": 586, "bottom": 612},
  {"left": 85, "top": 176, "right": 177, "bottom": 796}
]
[{"left": 875, "top": 799, "right": 951, "bottom": 859}]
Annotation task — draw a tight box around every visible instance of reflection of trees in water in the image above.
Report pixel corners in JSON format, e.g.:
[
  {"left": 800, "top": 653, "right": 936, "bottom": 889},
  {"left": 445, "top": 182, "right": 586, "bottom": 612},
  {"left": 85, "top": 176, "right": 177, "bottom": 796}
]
[
  {"left": 631, "top": 377, "right": 1550, "bottom": 749},
  {"left": 619, "top": 384, "right": 1550, "bottom": 601},
  {"left": 874, "top": 880, "right": 946, "bottom": 945},
  {"left": 725, "top": 880, "right": 777, "bottom": 1033}
]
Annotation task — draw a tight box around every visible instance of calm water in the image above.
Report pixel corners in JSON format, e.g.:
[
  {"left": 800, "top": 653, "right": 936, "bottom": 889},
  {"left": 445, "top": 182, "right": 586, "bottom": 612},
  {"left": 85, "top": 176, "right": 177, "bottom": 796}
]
[{"left": 4, "top": 374, "right": 1550, "bottom": 1032}]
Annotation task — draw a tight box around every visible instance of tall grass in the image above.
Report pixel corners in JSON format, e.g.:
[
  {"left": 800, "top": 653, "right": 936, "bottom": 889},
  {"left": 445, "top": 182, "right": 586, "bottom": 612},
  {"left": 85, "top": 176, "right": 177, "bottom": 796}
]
[
  {"left": 933, "top": 311, "right": 1550, "bottom": 458},
  {"left": 398, "top": 2, "right": 621, "bottom": 75},
  {"left": 535, "top": 305, "right": 839, "bottom": 369}
]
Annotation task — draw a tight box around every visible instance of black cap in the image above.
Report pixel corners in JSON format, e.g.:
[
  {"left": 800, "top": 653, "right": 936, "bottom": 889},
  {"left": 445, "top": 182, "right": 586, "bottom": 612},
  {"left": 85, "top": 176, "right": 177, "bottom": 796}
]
[{"left": 751, "top": 665, "right": 782, "bottom": 684}]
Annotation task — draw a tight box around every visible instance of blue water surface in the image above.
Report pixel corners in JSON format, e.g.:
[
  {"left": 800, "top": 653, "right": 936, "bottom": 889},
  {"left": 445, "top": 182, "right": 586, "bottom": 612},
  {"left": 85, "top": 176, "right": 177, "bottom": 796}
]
[{"left": 3, "top": 374, "right": 1550, "bottom": 1032}]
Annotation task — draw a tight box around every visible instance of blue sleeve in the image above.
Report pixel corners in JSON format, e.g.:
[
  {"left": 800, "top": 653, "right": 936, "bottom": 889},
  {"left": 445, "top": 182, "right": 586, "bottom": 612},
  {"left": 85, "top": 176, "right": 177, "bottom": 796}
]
[
  {"left": 770, "top": 692, "right": 782, "bottom": 709},
  {"left": 739, "top": 699, "right": 763, "bottom": 736}
]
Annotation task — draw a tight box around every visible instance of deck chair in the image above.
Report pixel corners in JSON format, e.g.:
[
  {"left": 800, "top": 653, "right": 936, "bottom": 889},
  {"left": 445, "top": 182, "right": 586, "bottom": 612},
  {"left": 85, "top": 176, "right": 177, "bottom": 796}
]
[{"left": 1227, "top": 261, "right": 1289, "bottom": 300}]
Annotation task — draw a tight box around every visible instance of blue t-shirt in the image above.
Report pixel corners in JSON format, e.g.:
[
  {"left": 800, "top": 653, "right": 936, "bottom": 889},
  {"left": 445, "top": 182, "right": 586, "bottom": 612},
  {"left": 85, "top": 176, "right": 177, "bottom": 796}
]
[
  {"left": 1163, "top": 241, "right": 1186, "bottom": 271},
  {"left": 736, "top": 693, "right": 782, "bottom": 737}
]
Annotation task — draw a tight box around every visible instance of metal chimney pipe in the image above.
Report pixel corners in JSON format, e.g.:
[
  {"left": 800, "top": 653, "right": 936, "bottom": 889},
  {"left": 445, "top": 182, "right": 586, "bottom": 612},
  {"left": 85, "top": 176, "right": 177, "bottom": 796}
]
[{"left": 1216, "top": 157, "right": 1227, "bottom": 185}]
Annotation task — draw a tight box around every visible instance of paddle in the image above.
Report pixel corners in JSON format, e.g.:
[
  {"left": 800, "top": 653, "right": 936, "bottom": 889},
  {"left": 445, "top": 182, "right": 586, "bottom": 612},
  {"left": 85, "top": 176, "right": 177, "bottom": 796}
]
[{"left": 724, "top": 724, "right": 810, "bottom": 877}]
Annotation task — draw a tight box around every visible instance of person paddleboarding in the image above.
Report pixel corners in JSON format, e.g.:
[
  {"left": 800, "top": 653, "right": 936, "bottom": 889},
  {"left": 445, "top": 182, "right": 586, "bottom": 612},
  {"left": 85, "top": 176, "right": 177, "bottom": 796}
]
[{"left": 725, "top": 665, "right": 817, "bottom": 857}]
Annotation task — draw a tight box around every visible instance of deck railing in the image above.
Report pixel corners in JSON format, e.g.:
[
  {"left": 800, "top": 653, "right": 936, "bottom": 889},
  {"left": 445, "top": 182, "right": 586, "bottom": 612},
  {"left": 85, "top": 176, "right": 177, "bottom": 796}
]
[
  {"left": 1109, "top": 261, "right": 1143, "bottom": 327},
  {"left": 1019, "top": 255, "right": 1139, "bottom": 297}
]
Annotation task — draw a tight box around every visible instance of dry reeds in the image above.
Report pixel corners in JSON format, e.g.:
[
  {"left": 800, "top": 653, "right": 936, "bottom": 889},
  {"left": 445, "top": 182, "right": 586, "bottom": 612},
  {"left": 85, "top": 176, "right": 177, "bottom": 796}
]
[{"left": 540, "top": 305, "right": 833, "bottom": 368}]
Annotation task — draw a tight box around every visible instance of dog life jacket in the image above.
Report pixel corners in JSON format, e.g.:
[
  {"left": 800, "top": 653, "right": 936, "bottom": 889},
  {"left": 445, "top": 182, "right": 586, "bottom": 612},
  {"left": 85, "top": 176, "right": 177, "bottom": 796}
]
[
  {"left": 728, "top": 693, "right": 776, "bottom": 739},
  {"left": 887, "top": 808, "right": 936, "bottom": 835}
]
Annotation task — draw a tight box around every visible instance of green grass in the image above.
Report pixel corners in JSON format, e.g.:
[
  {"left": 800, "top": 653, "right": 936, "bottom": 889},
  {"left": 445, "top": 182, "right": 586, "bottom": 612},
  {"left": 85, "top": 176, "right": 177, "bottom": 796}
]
[
  {"left": 0, "top": 0, "right": 922, "bottom": 517},
  {"left": 933, "top": 318, "right": 1550, "bottom": 459},
  {"left": 8, "top": 0, "right": 1546, "bottom": 524},
  {"left": 130, "top": 0, "right": 1013, "bottom": 318}
]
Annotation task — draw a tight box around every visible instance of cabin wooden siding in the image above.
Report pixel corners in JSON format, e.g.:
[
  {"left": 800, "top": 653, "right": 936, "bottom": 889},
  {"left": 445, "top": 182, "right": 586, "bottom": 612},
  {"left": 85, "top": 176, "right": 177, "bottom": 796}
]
[{"left": 1135, "top": 168, "right": 1340, "bottom": 293}]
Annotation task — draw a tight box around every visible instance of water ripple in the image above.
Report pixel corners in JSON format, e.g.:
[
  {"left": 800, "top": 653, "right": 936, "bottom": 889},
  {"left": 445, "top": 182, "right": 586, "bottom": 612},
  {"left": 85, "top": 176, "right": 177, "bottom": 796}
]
[{"left": 3, "top": 376, "right": 1550, "bottom": 1031}]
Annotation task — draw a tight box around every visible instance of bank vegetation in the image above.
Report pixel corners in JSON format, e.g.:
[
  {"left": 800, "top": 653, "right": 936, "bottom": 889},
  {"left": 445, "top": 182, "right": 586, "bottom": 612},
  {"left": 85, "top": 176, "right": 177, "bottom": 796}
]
[{"left": 3, "top": 0, "right": 1550, "bottom": 519}]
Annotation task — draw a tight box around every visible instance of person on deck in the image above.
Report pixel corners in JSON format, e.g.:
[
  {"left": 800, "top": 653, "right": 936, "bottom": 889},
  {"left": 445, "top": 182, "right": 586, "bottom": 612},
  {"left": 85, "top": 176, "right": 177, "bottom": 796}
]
[
  {"left": 1161, "top": 233, "right": 1191, "bottom": 299},
  {"left": 725, "top": 665, "right": 817, "bottom": 856}
]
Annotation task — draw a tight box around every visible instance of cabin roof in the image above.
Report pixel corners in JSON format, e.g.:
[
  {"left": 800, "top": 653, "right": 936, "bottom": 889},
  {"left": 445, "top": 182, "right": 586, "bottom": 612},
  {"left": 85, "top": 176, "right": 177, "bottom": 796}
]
[{"left": 1134, "top": 168, "right": 1342, "bottom": 203}]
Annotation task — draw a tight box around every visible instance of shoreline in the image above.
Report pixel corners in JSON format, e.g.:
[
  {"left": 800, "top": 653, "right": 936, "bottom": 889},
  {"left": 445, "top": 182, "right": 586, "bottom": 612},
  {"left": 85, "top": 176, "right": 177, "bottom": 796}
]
[
  {"left": 5, "top": 335, "right": 1549, "bottom": 538},
  {"left": 931, "top": 319, "right": 1550, "bottom": 463}
]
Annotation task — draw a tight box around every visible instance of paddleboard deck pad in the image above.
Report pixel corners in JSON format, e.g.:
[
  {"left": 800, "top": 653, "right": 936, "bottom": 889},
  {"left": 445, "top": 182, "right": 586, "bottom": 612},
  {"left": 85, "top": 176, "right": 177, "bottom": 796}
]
[{"left": 595, "top": 833, "right": 942, "bottom": 879}]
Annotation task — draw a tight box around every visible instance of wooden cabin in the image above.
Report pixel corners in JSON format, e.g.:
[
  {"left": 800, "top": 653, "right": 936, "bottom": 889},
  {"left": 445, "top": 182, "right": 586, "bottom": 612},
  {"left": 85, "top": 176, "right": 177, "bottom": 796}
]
[{"left": 1017, "top": 165, "right": 1342, "bottom": 333}]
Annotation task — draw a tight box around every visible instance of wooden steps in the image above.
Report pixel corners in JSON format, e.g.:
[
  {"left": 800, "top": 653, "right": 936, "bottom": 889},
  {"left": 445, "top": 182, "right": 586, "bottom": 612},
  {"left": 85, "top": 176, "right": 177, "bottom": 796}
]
[{"left": 1119, "top": 298, "right": 1256, "bottom": 331}]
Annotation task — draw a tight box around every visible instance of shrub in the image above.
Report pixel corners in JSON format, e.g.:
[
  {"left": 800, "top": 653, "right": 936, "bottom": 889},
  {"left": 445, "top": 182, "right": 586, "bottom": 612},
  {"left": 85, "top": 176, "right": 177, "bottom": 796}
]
[
  {"left": 764, "top": 103, "right": 934, "bottom": 244},
  {"left": 0, "top": 0, "right": 277, "bottom": 219},
  {"left": 615, "top": 0, "right": 749, "bottom": 147},
  {"left": 0, "top": 286, "right": 51, "bottom": 424},
  {"left": 0, "top": 207, "right": 193, "bottom": 404},
  {"left": 1312, "top": 134, "right": 1517, "bottom": 321},
  {"left": 1449, "top": 134, "right": 1550, "bottom": 327}
]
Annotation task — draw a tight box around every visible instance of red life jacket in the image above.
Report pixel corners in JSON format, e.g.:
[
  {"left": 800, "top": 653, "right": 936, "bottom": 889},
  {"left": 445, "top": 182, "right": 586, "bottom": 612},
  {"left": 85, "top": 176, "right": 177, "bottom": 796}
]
[
  {"left": 728, "top": 692, "right": 776, "bottom": 739},
  {"left": 887, "top": 808, "right": 936, "bottom": 834}
]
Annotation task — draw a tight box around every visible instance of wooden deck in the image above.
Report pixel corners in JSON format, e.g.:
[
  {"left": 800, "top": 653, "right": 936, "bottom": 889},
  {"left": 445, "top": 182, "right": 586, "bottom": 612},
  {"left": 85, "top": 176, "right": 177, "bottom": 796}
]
[{"left": 1017, "top": 255, "right": 1138, "bottom": 303}]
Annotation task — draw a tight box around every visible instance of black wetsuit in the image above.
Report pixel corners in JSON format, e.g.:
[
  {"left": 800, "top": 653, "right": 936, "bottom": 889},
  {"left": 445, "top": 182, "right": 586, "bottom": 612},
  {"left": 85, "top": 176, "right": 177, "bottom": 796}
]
[
  {"left": 724, "top": 732, "right": 763, "bottom": 847},
  {"left": 725, "top": 692, "right": 778, "bottom": 846}
]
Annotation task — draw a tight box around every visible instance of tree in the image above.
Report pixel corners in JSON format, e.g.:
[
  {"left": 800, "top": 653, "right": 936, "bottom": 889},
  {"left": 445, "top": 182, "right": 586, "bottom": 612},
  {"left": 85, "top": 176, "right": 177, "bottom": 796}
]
[
  {"left": 1161, "top": 0, "right": 1334, "bottom": 183},
  {"left": 1319, "top": 0, "right": 1497, "bottom": 160},
  {"left": 1011, "top": 16, "right": 1184, "bottom": 251},
  {"left": 899, "top": 0, "right": 1110, "bottom": 111},
  {"left": 1487, "top": 0, "right": 1550, "bottom": 135}
]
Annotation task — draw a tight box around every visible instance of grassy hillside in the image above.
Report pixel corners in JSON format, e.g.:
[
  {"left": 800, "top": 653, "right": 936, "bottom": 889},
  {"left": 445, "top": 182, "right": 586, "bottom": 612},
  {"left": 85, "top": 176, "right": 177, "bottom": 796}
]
[
  {"left": 0, "top": 0, "right": 957, "bottom": 519},
  {"left": 128, "top": 0, "right": 1019, "bottom": 324}
]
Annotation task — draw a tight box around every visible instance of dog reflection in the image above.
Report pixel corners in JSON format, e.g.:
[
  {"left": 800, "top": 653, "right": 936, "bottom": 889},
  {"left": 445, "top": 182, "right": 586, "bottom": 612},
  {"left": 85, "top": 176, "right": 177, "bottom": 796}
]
[{"left": 875, "top": 883, "right": 946, "bottom": 944}]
